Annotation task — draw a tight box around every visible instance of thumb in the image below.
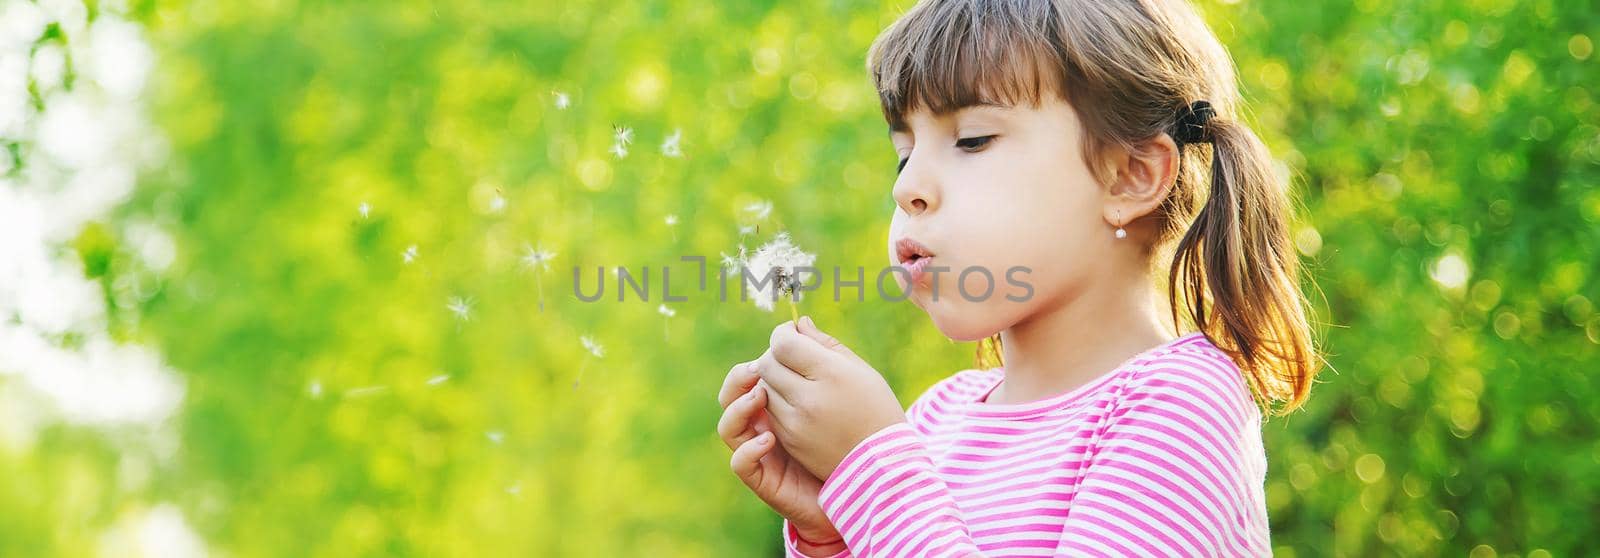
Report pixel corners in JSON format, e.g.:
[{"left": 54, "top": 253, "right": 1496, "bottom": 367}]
[{"left": 798, "top": 316, "right": 860, "bottom": 361}]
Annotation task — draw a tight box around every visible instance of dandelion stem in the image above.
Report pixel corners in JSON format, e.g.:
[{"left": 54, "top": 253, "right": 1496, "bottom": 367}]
[
  {"left": 788, "top": 297, "right": 799, "bottom": 328},
  {"left": 536, "top": 272, "right": 545, "bottom": 312}
]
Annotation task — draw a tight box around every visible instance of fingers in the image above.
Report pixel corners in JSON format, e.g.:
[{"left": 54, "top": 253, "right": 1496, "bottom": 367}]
[
  {"left": 729, "top": 431, "right": 776, "bottom": 486},
  {"left": 717, "top": 381, "right": 768, "bottom": 450},
  {"left": 769, "top": 321, "right": 843, "bottom": 380},
  {"left": 718, "top": 358, "right": 762, "bottom": 408},
  {"left": 754, "top": 347, "right": 810, "bottom": 403},
  {"left": 796, "top": 316, "right": 861, "bottom": 362}
]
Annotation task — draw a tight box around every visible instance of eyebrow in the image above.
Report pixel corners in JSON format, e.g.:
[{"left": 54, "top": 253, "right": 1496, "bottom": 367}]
[{"left": 886, "top": 101, "right": 1010, "bottom": 135}]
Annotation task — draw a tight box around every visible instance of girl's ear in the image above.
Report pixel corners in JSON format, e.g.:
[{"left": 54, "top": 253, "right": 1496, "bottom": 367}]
[{"left": 1101, "top": 133, "right": 1180, "bottom": 229}]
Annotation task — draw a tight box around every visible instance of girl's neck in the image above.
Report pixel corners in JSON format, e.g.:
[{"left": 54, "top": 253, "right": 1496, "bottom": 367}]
[{"left": 991, "top": 276, "right": 1173, "bottom": 405}]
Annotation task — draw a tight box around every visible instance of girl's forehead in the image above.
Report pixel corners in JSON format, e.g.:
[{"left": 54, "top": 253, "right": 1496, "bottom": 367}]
[{"left": 890, "top": 99, "right": 1064, "bottom": 134}]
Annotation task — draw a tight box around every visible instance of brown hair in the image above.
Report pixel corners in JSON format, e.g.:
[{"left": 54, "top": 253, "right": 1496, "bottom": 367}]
[{"left": 868, "top": 0, "right": 1319, "bottom": 414}]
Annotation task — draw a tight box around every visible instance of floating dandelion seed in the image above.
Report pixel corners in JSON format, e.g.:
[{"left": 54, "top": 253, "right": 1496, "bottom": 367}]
[
  {"left": 661, "top": 129, "right": 683, "bottom": 157},
  {"left": 447, "top": 296, "right": 473, "bottom": 321},
  {"left": 553, "top": 91, "right": 570, "bottom": 109},
  {"left": 309, "top": 379, "right": 323, "bottom": 399},
  {"left": 741, "top": 232, "right": 815, "bottom": 323},
  {"left": 720, "top": 248, "right": 746, "bottom": 273},
  {"left": 358, "top": 201, "right": 370, "bottom": 219},
  {"left": 581, "top": 335, "right": 605, "bottom": 358},
  {"left": 665, "top": 214, "right": 679, "bottom": 240},
  {"left": 573, "top": 335, "right": 605, "bottom": 389},
  {"left": 520, "top": 244, "right": 557, "bottom": 271},
  {"left": 402, "top": 244, "right": 418, "bottom": 264},
  {"left": 489, "top": 192, "right": 507, "bottom": 213},
  {"left": 659, "top": 303, "right": 678, "bottom": 338},
  {"left": 486, "top": 430, "right": 505, "bottom": 444},
  {"left": 426, "top": 374, "right": 450, "bottom": 386},
  {"left": 659, "top": 304, "right": 677, "bottom": 339},
  {"left": 506, "top": 483, "right": 523, "bottom": 495},
  {"left": 738, "top": 225, "right": 756, "bottom": 237},
  {"left": 344, "top": 385, "right": 389, "bottom": 398},
  {"left": 521, "top": 244, "right": 557, "bottom": 311},
  {"left": 744, "top": 200, "right": 774, "bottom": 221},
  {"left": 610, "top": 125, "right": 634, "bottom": 158}
]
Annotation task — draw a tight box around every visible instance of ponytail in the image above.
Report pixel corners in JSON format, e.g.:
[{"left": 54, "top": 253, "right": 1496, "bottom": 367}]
[{"left": 1168, "top": 115, "right": 1318, "bottom": 415}]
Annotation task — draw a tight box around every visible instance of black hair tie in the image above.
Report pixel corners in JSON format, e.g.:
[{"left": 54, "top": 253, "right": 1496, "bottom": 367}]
[{"left": 1172, "top": 100, "right": 1215, "bottom": 145}]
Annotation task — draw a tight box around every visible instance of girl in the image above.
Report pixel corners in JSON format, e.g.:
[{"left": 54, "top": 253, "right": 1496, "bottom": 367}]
[{"left": 716, "top": 0, "right": 1318, "bottom": 556}]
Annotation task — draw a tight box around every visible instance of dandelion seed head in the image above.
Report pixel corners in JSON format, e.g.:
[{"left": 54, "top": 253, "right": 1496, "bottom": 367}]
[
  {"left": 402, "top": 244, "right": 418, "bottom": 264},
  {"left": 447, "top": 296, "right": 473, "bottom": 321},
  {"left": 581, "top": 335, "right": 605, "bottom": 358},
  {"left": 743, "top": 233, "right": 816, "bottom": 312},
  {"left": 658, "top": 304, "right": 676, "bottom": 318}
]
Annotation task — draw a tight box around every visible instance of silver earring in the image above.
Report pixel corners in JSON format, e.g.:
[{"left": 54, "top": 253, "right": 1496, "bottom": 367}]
[{"left": 1114, "top": 210, "right": 1127, "bottom": 239}]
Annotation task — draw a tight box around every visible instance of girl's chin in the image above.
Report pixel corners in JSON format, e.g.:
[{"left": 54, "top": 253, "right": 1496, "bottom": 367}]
[{"left": 918, "top": 300, "right": 998, "bottom": 342}]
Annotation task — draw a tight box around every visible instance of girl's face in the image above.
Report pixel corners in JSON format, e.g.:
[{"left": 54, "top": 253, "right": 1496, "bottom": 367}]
[{"left": 886, "top": 96, "right": 1113, "bottom": 341}]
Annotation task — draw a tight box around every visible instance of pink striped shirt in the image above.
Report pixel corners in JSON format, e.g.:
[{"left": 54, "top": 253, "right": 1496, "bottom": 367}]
[{"left": 783, "top": 332, "right": 1271, "bottom": 557}]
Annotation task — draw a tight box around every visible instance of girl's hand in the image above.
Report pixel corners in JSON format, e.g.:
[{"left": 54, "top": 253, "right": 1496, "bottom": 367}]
[
  {"left": 754, "top": 316, "right": 908, "bottom": 481},
  {"left": 717, "top": 360, "right": 843, "bottom": 549}
]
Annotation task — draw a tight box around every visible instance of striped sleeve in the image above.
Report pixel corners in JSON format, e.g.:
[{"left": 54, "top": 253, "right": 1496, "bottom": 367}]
[
  {"left": 783, "top": 518, "right": 851, "bottom": 558},
  {"left": 1052, "top": 353, "right": 1271, "bottom": 557},
  {"left": 816, "top": 422, "right": 982, "bottom": 558}
]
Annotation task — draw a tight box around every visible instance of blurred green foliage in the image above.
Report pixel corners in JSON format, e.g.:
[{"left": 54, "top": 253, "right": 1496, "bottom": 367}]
[{"left": 1, "top": 0, "right": 1596, "bottom": 556}]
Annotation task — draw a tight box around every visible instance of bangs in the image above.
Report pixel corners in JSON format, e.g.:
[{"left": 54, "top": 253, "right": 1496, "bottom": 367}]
[{"left": 867, "top": 0, "right": 1068, "bottom": 131}]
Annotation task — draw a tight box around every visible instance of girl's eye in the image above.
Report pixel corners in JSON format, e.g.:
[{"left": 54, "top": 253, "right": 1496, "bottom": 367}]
[{"left": 956, "top": 135, "right": 996, "bottom": 151}]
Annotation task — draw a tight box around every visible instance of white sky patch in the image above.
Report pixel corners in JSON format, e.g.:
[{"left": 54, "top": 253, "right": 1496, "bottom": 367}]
[
  {"left": 0, "top": 3, "right": 206, "bottom": 552},
  {"left": 97, "top": 504, "right": 207, "bottom": 558},
  {"left": 0, "top": 1, "right": 181, "bottom": 429}
]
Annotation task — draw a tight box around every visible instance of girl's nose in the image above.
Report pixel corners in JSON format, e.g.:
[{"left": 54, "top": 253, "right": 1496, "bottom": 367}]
[{"left": 892, "top": 159, "right": 938, "bottom": 216}]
